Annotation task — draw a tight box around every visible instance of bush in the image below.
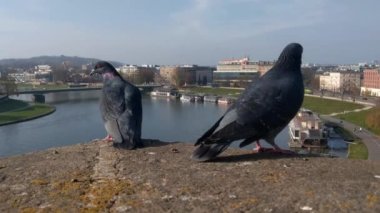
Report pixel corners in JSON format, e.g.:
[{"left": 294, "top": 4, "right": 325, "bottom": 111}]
[{"left": 365, "top": 107, "right": 380, "bottom": 131}]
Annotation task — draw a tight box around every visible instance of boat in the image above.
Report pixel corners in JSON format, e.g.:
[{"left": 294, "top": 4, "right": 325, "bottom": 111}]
[
  {"left": 217, "top": 97, "right": 233, "bottom": 105},
  {"left": 288, "top": 109, "right": 328, "bottom": 148},
  {"left": 150, "top": 87, "right": 179, "bottom": 99},
  {"left": 194, "top": 95, "right": 204, "bottom": 102},
  {"left": 204, "top": 95, "right": 218, "bottom": 103},
  {"left": 180, "top": 95, "right": 195, "bottom": 102}
]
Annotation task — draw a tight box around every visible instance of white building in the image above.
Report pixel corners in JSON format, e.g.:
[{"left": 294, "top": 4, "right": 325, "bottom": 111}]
[
  {"left": 319, "top": 71, "right": 361, "bottom": 92},
  {"left": 8, "top": 72, "right": 36, "bottom": 83},
  {"left": 116, "top": 65, "right": 138, "bottom": 74},
  {"left": 35, "top": 65, "right": 52, "bottom": 75}
]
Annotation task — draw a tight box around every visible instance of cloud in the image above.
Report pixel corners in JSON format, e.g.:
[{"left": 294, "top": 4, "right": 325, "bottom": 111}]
[
  {"left": 168, "top": 0, "right": 327, "bottom": 41},
  {"left": 169, "top": 0, "right": 212, "bottom": 34}
]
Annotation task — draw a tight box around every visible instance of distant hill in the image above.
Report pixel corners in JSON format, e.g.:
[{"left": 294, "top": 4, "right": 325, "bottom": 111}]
[{"left": 0, "top": 55, "right": 124, "bottom": 69}]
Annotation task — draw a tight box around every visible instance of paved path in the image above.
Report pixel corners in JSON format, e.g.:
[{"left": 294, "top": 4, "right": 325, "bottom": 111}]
[
  {"left": 321, "top": 115, "right": 380, "bottom": 161},
  {"left": 328, "top": 106, "right": 373, "bottom": 116}
]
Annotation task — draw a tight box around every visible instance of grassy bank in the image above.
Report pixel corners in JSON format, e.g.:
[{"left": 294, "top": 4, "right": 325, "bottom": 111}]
[
  {"left": 17, "top": 83, "right": 69, "bottom": 91},
  {"left": 325, "top": 121, "right": 368, "bottom": 159},
  {"left": 302, "top": 96, "right": 363, "bottom": 115},
  {"left": 0, "top": 98, "right": 29, "bottom": 113},
  {"left": 184, "top": 87, "right": 364, "bottom": 115},
  {"left": 336, "top": 107, "right": 380, "bottom": 136},
  {"left": 348, "top": 141, "right": 369, "bottom": 160},
  {"left": 0, "top": 100, "right": 55, "bottom": 125}
]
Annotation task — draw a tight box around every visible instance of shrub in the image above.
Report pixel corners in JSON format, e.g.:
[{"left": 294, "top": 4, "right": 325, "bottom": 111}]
[{"left": 365, "top": 107, "right": 380, "bottom": 131}]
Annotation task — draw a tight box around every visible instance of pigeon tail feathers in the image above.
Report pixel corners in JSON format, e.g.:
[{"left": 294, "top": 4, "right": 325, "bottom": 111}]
[{"left": 191, "top": 142, "right": 231, "bottom": 162}]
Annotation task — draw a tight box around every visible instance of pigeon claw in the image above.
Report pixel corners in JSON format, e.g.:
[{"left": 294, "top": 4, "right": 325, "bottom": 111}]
[
  {"left": 103, "top": 135, "right": 113, "bottom": 142},
  {"left": 253, "top": 147, "right": 276, "bottom": 153}
]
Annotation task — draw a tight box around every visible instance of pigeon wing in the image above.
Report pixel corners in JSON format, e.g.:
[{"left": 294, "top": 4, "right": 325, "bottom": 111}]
[
  {"left": 115, "top": 86, "right": 143, "bottom": 147},
  {"left": 103, "top": 83, "right": 126, "bottom": 120},
  {"left": 200, "top": 75, "right": 289, "bottom": 145}
]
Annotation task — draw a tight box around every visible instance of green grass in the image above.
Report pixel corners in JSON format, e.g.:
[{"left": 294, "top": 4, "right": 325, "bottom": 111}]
[
  {"left": 186, "top": 87, "right": 364, "bottom": 115},
  {"left": 336, "top": 107, "right": 380, "bottom": 136},
  {"left": 0, "top": 104, "right": 55, "bottom": 125},
  {"left": 348, "top": 141, "right": 368, "bottom": 160},
  {"left": 0, "top": 98, "right": 29, "bottom": 113},
  {"left": 302, "top": 96, "right": 363, "bottom": 115},
  {"left": 325, "top": 123, "right": 368, "bottom": 159}
]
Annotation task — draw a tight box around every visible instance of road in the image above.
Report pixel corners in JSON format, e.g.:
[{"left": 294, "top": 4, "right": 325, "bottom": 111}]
[{"left": 321, "top": 115, "right": 380, "bottom": 161}]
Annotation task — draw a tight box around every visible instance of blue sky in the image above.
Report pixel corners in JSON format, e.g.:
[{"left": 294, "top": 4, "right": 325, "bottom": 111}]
[{"left": 0, "top": 0, "right": 379, "bottom": 65}]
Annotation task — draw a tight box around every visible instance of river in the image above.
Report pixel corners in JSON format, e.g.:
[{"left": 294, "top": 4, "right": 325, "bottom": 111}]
[{"left": 0, "top": 90, "right": 347, "bottom": 158}]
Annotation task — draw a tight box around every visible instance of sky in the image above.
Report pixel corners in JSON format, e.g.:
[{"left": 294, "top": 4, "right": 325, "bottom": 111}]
[{"left": 0, "top": 0, "right": 379, "bottom": 65}]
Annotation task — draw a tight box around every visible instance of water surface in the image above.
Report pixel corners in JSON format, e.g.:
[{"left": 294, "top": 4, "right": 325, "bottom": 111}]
[{"left": 0, "top": 91, "right": 347, "bottom": 158}]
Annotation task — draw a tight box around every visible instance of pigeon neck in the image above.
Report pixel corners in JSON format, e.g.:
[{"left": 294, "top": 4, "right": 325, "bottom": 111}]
[
  {"left": 103, "top": 72, "right": 115, "bottom": 80},
  {"left": 276, "top": 56, "right": 301, "bottom": 70}
]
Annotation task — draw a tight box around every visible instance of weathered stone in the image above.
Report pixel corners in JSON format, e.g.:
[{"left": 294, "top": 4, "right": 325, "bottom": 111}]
[{"left": 0, "top": 140, "right": 378, "bottom": 212}]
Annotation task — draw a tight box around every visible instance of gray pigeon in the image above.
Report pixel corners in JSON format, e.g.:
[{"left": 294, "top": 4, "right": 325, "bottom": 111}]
[
  {"left": 192, "top": 43, "right": 304, "bottom": 161},
  {"left": 90, "top": 61, "right": 143, "bottom": 149}
]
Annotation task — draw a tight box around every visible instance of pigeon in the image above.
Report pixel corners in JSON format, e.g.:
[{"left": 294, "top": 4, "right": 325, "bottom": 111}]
[
  {"left": 192, "top": 43, "right": 304, "bottom": 161},
  {"left": 90, "top": 61, "right": 143, "bottom": 149}
]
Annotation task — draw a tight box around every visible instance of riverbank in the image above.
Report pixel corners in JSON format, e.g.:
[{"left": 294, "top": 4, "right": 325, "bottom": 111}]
[
  {"left": 325, "top": 121, "right": 368, "bottom": 159},
  {"left": 334, "top": 127, "right": 369, "bottom": 159},
  {"left": 0, "top": 140, "right": 379, "bottom": 212},
  {"left": 0, "top": 98, "right": 55, "bottom": 126},
  {"left": 322, "top": 115, "right": 379, "bottom": 161},
  {"left": 183, "top": 87, "right": 366, "bottom": 115}
]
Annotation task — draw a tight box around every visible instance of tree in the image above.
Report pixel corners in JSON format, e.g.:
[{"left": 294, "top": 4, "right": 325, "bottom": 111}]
[
  {"left": 301, "top": 68, "right": 316, "bottom": 89},
  {"left": 340, "top": 80, "right": 360, "bottom": 102},
  {"left": 348, "top": 83, "right": 360, "bottom": 102},
  {"left": 171, "top": 69, "right": 182, "bottom": 87},
  {"left": 365, "top": 107, "right": 380, "bottom": 132},
  {"left": 0, "top": 74, "right": 18, "bottom": 97},
  {"left": 51, "top": 65, "right": 69, "bottom": 82},
  {"left": 310, "top": 75, "right": 320, "bottom": 91}
]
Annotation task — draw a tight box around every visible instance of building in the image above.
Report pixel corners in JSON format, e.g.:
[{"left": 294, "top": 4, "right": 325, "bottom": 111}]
[
  {"left": 319, "top": 71, "right": 361, "bottom": 93},
  {"left": 195, "top": 67, "right": 213, "bottom": 85},
  {"left": 8, "top": 72, "right": 36, "bottom": 83},
  {"left": 257, "top": 61, "right": 275, "bottom": 76},
  {"left": 160, "top": 65, "right": 213, "bottom": 87},
  {"left": 361, "top": 68, "right": 380, "bottom": 96},
  {"left": 117, "top": 65, "right": 156, "bottom": 84},
  {"left": 34, "top": 65, "right": 52, "bottom": 75},
  {"left": 213, "top": 57, "right": 273, "bottom": 87}
]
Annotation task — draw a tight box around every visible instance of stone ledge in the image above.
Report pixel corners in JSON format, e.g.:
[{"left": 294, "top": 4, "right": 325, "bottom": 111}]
[{"left": 0, "top": 140, "right": 379, "bottom": 212}]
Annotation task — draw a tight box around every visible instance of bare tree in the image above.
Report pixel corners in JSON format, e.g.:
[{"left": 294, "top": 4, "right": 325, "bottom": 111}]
[
  {"left": 51, "top": 65, "right": 69, "bottom": 83},
  {"left": 0, "top": 74, "right": 18, "bottom": 97}
]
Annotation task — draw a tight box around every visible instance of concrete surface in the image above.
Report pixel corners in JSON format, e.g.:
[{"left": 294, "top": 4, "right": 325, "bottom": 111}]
[{"left": 0, "top": 140, "right": 379, "bottom": 212}]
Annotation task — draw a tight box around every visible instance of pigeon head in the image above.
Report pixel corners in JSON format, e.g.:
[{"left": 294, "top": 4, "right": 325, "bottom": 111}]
[
  {"left": 90, "top": 61, "right": 119, "bottom": 77},
  {"left": 276, "top": 43, "right": 303, "bottom": 68}
]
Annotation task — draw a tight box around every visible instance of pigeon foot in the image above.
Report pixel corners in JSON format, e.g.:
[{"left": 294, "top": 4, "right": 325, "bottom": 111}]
[
  {"left": 103, "top": 135, "right": 113, "bottom": 142},
  {"left": 253, "top": 147, "right": 276, "bottom": 153}
]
